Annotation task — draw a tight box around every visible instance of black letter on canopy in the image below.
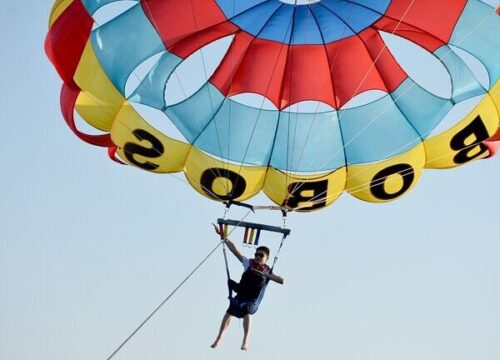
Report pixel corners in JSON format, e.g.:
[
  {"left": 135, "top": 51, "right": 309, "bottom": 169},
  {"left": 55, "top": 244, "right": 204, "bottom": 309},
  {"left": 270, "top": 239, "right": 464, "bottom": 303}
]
[
  {"left": 450, "top": 116, "right": 490, "bottom": 164},
  {"left": 200, "top": 168, "right": 247, "bottom": 200},
  {"left": 123, "top": 129, "right": 164, "bottom": 171},
  {"left": 370, "top": 164, "right": 415, "bottom": 200},
  {"left": 286, "top": 180, "right": 328, "bottom": 211}
]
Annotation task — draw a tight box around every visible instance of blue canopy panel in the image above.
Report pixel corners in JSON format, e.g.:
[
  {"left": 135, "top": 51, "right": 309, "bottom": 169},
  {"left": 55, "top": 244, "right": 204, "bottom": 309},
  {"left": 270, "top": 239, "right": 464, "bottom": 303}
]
[
  {"left": 214, "top": 0, "right": 273, "bottom": 18},
  {"left": 81, "top": 0, "right": 138, "bottom": 15},
  {"left": 193, "top": 95, "right": 279, "bottom": 166},
  {"left": 318, "top": 0, "right": 388, "bottom": 35},
  {"left": 391, "top": 46, "right": 486, "bottom": 140},
  {"left": 289, "top": 6, "right": 324, "bottom": 45},
  {"left": 270, "top": 110, "right": 345, "bottom": 172},
  {"left": 392, "top": 79, "right": 453, "bottom": 139},
  {"left": 245, "top": 4, "right": 294, "bottom": 44},
  {"left": 90, "top": 3, "right": 166, "bottom": 95},
  {"left": 387, "top": 29, "right": 489, "bottom": 141},
  {"left": 164, "top": 84, "right": 225, "bottom": 144},
  {"left": 308, "top": 4, "right": 356, "bottom": 42},
  {"left": 339, "top": 95, "right": 421, "bottom": 165},
  {"left": 434, "top": 46, "right": 487, "bottom": 103},
  {"left": 129, "top": 51, "right": 183, "bottom": 110},
  {"left": 229, "top": 1, "right": 288, "bottom": 41},
  {"left": 214, "top": 0, "right": 391, "bottom": 45},
  {"left": 449, "top": 0, "right": 500, "bottom": 89}
]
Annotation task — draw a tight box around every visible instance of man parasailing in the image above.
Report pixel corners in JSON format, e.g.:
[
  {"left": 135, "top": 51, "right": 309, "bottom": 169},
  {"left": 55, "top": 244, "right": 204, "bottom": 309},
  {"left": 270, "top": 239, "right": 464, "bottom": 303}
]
[{"left": 210, "top": 225, "right": 284, "bottom": 351}]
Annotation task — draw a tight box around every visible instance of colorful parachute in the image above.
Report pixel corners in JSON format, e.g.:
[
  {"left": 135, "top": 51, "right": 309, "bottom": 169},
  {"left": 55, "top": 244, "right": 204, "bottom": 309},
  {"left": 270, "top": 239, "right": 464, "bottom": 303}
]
[{"left": 46, "top": 0, "right": 499, "bottom": 211}]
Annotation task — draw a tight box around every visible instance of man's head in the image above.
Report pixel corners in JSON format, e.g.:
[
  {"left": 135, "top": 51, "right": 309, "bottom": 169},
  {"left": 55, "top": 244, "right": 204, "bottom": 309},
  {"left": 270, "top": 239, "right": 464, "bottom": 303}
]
[{"left": 254, "top": 246, "right": 270, "bottom": 264}]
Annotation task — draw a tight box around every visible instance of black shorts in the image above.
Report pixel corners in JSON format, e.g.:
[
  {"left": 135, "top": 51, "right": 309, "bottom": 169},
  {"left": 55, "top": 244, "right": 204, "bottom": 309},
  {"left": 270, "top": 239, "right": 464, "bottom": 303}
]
[{"left": 227, "top": 296, "right": 259, "bottom": 318}]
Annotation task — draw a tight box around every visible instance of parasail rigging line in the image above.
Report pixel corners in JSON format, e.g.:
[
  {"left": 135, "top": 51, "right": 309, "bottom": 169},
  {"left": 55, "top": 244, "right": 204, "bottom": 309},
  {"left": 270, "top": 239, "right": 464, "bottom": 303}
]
[
  {"left": 282, "top": 1, "right": 356, "bottom": 204},
  {"left": 284, "top": 0, "right": 310, "bottom": 208},
  {"left": 284, "top": 4, "right": 496, "bottom": 203},
  {"left": 68, "top": 13, "right": 237, "bottom": 200},
  {"left": 230, "top": 3, "right": 294, "bottom": 196},
  {"left": 184, "top": 0, "right": 232, "bottom": 194},
  {"left": 81, "top": 1, "right": 235, "bottom": 196},
  {"left": 281, "top": 1, "right": 357, "bottom": 205},
  {"left": 312, "top": 8, "right": 497, "bottom": 172},
  {"left": 284, "top": 0, "right": 419, "bottom": 199},
  {"left": 302, "top": 7, "right": 497, "bottom": 197}
]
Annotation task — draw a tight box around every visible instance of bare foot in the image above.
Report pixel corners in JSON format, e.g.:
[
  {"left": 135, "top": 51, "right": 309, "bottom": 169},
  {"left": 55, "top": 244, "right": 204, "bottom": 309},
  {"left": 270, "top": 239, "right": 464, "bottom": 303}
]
[
  {"left": 241, "top": 343, "right": 248, "bottom": 351},
  {"left": 211, "top": 339, "right": 221, "bottom": 349}
]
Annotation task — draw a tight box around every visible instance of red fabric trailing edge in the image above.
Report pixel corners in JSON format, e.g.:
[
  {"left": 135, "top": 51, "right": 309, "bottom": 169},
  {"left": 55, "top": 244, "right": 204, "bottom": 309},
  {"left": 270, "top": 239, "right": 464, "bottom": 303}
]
[
  {"left": 45, "top": 0, "right": 94, "bottom": 88},
  {"left": 108, "top": 146, "right": 126, "bottom": 164},
  {"left": 484, "top": 129, "right": 500, "bottom": 158},
  {"left": 485, "top": 140, "right": 500, "bottom": 158},
  {"left": 490, "top": 129, "right": 500, "bottom": 142},
  {"left": 60, "top": 83, "right": 115, "bottom": 147}
]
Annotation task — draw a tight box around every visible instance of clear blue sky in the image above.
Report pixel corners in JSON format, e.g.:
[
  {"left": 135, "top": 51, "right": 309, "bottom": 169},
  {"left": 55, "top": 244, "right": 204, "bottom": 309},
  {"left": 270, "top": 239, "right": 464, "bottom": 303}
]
[{"left": 1, "top": 2, "right": 499, "bottom": 360}]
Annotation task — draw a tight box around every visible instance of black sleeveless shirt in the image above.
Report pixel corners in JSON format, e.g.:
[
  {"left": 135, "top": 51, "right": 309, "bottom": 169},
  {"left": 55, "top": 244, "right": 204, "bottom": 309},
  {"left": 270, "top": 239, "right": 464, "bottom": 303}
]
[{"left": 237, "top": 259, "right": 271, "bottom": 300}]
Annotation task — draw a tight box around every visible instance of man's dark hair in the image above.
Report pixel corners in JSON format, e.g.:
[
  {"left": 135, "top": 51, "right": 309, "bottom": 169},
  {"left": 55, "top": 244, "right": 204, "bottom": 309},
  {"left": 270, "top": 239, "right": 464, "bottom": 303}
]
[{"left": 256, "top": 246, "right": 270, "bottom": 257}]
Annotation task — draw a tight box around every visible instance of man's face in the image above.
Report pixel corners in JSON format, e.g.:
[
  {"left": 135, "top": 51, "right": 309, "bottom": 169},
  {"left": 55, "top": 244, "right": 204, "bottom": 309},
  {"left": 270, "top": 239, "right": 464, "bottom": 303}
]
[{"left": 254, "top": 251, "right": 268, "bottom": 264}]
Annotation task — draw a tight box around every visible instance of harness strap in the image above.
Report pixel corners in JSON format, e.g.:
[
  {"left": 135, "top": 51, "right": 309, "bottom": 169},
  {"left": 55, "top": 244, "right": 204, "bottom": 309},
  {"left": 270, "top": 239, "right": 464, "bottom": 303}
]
[
  {"left": 219, "top": 227, "right": 233, "bottom": 299},
  {"left": 254, "top": 231, "right": 288, "bottom": 306},
  {"left": 219, "top": 217, "right": 290, "bottom": 304}
]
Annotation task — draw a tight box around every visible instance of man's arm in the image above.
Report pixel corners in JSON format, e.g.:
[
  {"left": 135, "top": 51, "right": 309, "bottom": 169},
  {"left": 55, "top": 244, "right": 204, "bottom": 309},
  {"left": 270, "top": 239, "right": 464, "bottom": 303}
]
[
  {"left": 224, "top": 238, "right": 244, "bottom": 263},
  {"left": 266, "top": 272, "right": 284, "bottom": 285},
  {"left": 251, "top": 269, "right": 284, "bottom": 285},
  {"left": 264, "top": 272, "right": 284, "bottom": 285},
  {"left": 213, "top": 223, "right": 244, "bottom": 263}
]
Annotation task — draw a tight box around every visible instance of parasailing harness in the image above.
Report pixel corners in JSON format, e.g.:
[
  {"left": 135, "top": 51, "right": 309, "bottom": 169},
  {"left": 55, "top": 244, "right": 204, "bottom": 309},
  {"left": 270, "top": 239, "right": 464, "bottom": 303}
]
[{"left": 217, "top": 201, "right": 291, "bottom": 309}]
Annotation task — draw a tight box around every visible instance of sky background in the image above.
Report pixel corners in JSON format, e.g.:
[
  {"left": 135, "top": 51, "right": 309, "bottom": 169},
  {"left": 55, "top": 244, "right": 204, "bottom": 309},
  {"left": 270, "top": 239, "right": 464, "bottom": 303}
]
[{"left": 1, "top": 1, "right": 499, "bottom": 360}]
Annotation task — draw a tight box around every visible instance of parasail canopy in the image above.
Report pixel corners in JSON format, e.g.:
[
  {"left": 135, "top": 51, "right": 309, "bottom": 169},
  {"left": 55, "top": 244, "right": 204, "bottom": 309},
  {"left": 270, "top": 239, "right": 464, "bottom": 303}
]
[{"left": 46, "top": 0, "right": 500, "bottom": 211}]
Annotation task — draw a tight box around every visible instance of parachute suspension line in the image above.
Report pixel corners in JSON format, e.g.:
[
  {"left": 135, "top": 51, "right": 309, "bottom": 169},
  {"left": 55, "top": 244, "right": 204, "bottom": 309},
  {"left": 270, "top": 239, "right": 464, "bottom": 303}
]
[
  {"left": 225, "top": 0, "right": 238, "bottom": 183},
  {"left": 68, "top": 6, "right": 230, "bottom": 199},
  {"left": 140, "top": 0, "right": 242, "bottom": 198},
  {"left": 283, "top": 2, "right": 495, "bottom": 204},
  {"left": 282, "top": 0, "right": 419, "bottom": 199},
  {"left": 218, "top": 209, "right": 255, "bottom": 298},
  {"left": 284, "top": 3, "right": 354, "bottom": 204},
  {"left": 221, "top": 241, "right": 233, "bottom": 299},
  {"left": 281, "top": 2, "right": 357, "bottom": 206},
  {"left": 283, "top": 1, "right": 313, "bottom": 209},
  {"left": 282, "top": 1, "right": 304, "bottom": 209},
  {"left": 286, "top": 8, "right": 497, "bottom": 211},
  {"left": 188, "top": 0, "right": 291, "bottom": 201},
  {"left": 322, "top": 6, "right": 499, "bottom": 165},
  {"left": 231, "top": 4, "right": 296, "bottom": 196},
  {"left": 255, "top": 224, "right": 289, "bottom": 306},
  {"left": 220, "top": 202, "right": 231, "bottom": 296},
  {"left": 74, "top": 91, "right": 219, "bottom": 196}
]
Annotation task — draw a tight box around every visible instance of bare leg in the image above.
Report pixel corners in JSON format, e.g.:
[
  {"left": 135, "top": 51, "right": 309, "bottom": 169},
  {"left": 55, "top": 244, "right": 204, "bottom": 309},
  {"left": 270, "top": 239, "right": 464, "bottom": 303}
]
[
  {"left": 241, "top": 314, "right": 252, "bottom": 351},
  {"left": 211, "top": 312, "right": 232, "bottom": 349}
]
